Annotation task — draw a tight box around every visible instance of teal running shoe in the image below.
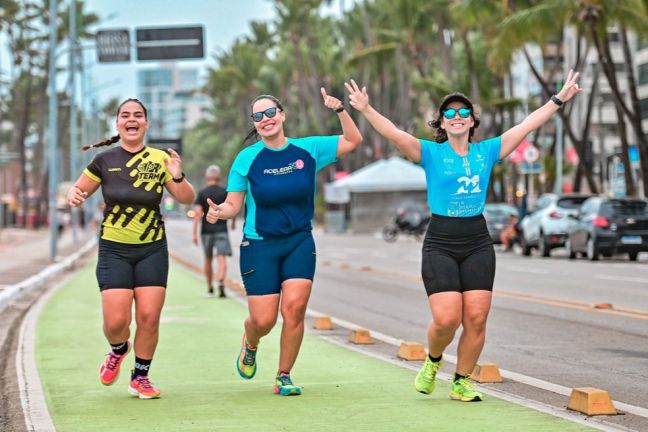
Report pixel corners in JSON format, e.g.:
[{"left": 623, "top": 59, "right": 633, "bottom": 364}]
[
  {"left": 414, "top": 356, "right": 443, "bottom": 394},
  {"left": 236, "top": 335, "right": 257, "bottom": 379},
  {"left": 273, "top": 373, "right": 302, "bottom": 396}
]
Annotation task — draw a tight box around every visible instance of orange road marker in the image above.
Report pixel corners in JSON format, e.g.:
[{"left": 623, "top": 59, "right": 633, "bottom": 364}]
[
  {"left": 471, "top": 362, "right": 503, "bottom": 383},
  {"left": 567, "top": 388, "right": 617, "bottom": 416},
  {"left": 313, "top": 316, "right": 333, "bottom": 330},
  {"left": 397, "top": 342, "right": 426, "bottom": 361},
  {"left": 349, "top": 329, "right": 373, "bottom": 344}
]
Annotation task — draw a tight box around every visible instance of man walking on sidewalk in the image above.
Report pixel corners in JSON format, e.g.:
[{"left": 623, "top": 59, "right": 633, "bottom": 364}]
[{"left": 193, "top": 165, "right": 235, "bottom": 297}]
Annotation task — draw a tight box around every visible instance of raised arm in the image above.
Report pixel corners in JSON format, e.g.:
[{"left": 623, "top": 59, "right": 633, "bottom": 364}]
[
  {"left": 205, "top": 191, "right": 245, "bottom": 224},
  {"left": 163, "top": 148, "right": 196, "bottom": 204},
  {"left": 500, "top": 69, "right": 582, "bottom": 160},
  {"left": 345, "top": 79, "right": 422, "bottom": 162},
  {"left": 320, "top": 87, "right": 363, "bottom": 157}
]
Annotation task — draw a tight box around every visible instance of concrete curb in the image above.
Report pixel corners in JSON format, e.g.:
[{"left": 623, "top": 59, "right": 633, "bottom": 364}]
[{"left": 0, "top": 239, "right": 97, "bottom": 313}]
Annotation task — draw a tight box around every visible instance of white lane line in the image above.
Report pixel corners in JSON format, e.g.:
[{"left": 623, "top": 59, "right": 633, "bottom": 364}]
[
  {"left": 308, "top": 307, "right": 648, "bottom": 420},
  {"left": 319, "top": 336, "right": 621, "bottom": 432},
  {"left": 595, "top": 274, "right": 647, "bottom": 284}
]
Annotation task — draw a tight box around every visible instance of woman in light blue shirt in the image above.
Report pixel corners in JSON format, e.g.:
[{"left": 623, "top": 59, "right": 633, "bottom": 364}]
[{"left": 346, "top": 71, "right": 581, "bottom": 402}]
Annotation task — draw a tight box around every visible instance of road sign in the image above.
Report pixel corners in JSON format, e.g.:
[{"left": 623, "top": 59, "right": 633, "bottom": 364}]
[
  {"left": 523, "top": 144, "right": 540, "bottom": 163},
  {"left": 136, "top": 26, "right": 204, "bottom": 61},
  {"left": 96, "top": 29, "right": 131, "bottom": 62},
  {"left": 146, "top": 138, "right": 182, "bottom": 155},
  {"left": 518, "top": 162, "right": 542, "bottom": 174}
]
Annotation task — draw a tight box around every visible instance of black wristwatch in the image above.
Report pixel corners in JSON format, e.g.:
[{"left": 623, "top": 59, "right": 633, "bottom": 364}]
[
  {"left": 335, "top": 106, "right": 345, "bottom": 113},
  {"left": 550, "top": 95, "right": 564, "bottom": 107},
  {"left": 172, "top": 172, "right": 186, "bottom": 183}
]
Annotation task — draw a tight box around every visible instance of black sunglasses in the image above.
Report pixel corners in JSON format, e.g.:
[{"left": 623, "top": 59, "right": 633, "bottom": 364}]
[{"left": 251, "top": 107, "right": 279, "bottom": 122}]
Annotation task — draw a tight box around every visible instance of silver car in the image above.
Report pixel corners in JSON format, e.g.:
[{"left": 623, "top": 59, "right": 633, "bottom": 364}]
[{"left": 520, "top": 193, "right": 591, "bottom": 257}]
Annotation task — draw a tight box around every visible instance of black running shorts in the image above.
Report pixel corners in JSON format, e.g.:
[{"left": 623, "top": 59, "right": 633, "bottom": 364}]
[
  {"left": 421, "top": 214, "right": 495, "bottom": 296},
  {"left": 96, "top": 238, "right": 169, "bottom": 290}
]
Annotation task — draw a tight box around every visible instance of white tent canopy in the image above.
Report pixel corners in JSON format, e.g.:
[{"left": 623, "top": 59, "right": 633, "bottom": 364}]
[{"left": 324, "top": 157, "right": 426, "bottom": 204}]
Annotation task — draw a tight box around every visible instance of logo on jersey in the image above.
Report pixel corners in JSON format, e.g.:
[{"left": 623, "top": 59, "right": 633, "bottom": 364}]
[
  {"left": 454, "top": 175, "right": 481, "bottom": 194},
  {"left": 263, "top": 159, "right": 305, "bottom": 175},
  {"left": 137, "top": 161, "right": 162, "bottom": 181}
]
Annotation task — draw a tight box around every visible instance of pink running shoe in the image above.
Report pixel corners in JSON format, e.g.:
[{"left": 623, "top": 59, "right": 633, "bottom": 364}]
[
  {"left": 128, "top": 374, "right": 161, "bottom": 399},
  {"left": 99, "top": 342, "right": 131, "bottom": 386}
]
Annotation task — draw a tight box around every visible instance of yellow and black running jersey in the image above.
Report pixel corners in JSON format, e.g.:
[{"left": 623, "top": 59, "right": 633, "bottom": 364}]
[{"left": 84, "top": 146, "right": 172, "bottom": 244}]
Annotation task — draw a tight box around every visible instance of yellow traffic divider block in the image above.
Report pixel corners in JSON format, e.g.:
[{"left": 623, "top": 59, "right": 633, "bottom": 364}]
[
  {"left": 349, "top": 329, "right": 373, "bottom": 344},
  {"left": 567, "top": 388, "right": 617, "bottom": 416},
  {"left": 397, "top": 342, "right": 426, "bottom": 361},
  {"left": 313, "top": 316, "right": 333, "bottom": 330},
  {"left": 471, "top": 362, "right": 503, "bottom": 383}
]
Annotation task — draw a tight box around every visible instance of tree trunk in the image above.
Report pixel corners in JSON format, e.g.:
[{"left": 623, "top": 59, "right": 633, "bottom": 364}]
[{"left": 462, "top": 30, "right": 480, "bottom": 105}]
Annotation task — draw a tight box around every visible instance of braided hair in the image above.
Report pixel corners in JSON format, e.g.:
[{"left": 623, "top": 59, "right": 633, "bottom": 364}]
[
  {"left": 81, "top": 98, "right": 148, "bottom": 151},
  {"left": 242, "top": 94, "right": 285, "bottom": 145}
]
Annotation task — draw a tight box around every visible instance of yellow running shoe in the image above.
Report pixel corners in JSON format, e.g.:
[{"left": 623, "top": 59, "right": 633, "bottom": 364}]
[
  {"left": 449, "top": 376, "right": 483, "bottom": 402},
  {"left": 414, "top": 356, "right": 443, "bottom": 394}
]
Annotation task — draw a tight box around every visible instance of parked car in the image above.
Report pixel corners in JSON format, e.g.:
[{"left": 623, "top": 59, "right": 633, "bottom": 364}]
[
  {"left": 483, "top": 203, "right": 519, "bottom": 244},
  {"left": 520, "top": 193, "right": 591, "bottom": 257},
  {"left": 566, "top": 197, "right": 648, "bottom": 261}
]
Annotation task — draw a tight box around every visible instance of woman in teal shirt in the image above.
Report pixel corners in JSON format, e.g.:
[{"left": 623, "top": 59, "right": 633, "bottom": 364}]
[{"left": 346, "top": 71, "right": 581, "bottom": 402}]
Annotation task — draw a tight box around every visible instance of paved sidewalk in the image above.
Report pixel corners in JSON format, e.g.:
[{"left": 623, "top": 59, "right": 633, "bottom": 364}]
[{"left": 0, "top": 226, "right": 95, "bottom": 291}]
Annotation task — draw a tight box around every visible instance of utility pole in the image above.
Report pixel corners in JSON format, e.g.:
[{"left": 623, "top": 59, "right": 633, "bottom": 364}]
[
  {"left": 69, "top": 0, "right": 79, "bottom": 243},
  {"left": 48, "top": 0, "right": 59, "bottom": 261}
]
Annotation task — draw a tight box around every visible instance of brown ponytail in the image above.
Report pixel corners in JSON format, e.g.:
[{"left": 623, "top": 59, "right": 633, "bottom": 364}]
[{"left": 81, "top": 135, "right": 120, "bottom": 151}]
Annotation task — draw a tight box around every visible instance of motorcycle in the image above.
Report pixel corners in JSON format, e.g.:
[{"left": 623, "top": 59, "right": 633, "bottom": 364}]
[{"left": 382, "top": 207, "right": 430, "bottom": 242}]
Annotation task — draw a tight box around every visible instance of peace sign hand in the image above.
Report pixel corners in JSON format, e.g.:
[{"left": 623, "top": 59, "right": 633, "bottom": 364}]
[
  {"left": 205, "top": 198, "right": 222, "bottom": 224},
  {"left": 344, "top": 79, "right": 369, "bottom": 112},
  {"left": 320, "top": 87, "right": 343, "bottom": 111},
  {"left": 556, "top": 69, "right": 583, "bottom": 103}
]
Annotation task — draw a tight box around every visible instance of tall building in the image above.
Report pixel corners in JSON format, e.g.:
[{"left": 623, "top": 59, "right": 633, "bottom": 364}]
[{"left": 137, "top": 63, "right": 211, "bottom": 139}]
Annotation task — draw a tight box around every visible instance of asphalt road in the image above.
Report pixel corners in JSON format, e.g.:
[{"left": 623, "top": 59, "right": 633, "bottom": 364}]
[{"left": 166, "top": 218, "right": 648, "bottom": 429}]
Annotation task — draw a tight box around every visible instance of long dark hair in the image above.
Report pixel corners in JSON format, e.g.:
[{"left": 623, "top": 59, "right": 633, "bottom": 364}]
[
  {"left": 81, "top": 98, "right": 148, "bottom": 151},
  {"left": 241, "top": 94, "right": 284, "bottom": 145}
]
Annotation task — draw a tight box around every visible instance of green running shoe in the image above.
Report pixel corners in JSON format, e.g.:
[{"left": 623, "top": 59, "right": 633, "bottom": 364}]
[
  {"left": 414, "top": 356, "right": 443, "bottom": 394},
  {"left": 273, "top": 373, "right": 302, "bottom": 396},
  {"left": 236, "top": 335, "right": 257, "bottom": 379},
  {"left": 449, "top": 377, "right": 483, "bottom": 402}
]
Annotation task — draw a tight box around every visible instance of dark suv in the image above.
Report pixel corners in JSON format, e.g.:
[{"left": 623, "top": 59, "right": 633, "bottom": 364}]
[{"left": 566, "top": 197, "right": 648, "bottom": 261}]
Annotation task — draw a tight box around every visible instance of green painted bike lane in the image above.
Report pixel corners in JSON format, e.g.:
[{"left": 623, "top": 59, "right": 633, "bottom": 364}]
[{"left": 36, "top": 262, "right": 593, "bottom": 431}]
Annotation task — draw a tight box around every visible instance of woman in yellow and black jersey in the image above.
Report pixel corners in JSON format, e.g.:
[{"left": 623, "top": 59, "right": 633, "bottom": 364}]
[{"left": 67, "top": 98, "right": 195, "bottom": 399}]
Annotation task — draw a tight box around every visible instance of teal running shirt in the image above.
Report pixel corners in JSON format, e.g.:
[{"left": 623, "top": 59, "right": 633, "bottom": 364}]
[
  {"left": 227, "top": 136, "right": 338, "bottom": 240},
  {"left": 419, "top": 137, "right": 501, "bottom": 217}
]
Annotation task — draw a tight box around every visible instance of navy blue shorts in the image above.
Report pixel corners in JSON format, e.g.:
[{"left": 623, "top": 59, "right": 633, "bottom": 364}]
[
  {"left": 96, "top": 238, "right": 169, "bottom": 291},
  {"left": 239, "top": 231, "right": 316, "bottom": 296}
]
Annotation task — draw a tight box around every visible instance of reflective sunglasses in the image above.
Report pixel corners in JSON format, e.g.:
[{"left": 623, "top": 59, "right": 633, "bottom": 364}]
[
  {"left": 251, "top": 107, "right": 279, "bottom": 122},
  {"left": 442, "top": 107, "right": 472, "bottom": 120}
]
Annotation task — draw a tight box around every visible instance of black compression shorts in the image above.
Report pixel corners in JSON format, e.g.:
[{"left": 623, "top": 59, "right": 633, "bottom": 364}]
[
  {"left": 421, "top": 214, "right": 495, "bottom": 296},
  {"left": 96, "top": 238, "right": 169, "bottom": 290}
]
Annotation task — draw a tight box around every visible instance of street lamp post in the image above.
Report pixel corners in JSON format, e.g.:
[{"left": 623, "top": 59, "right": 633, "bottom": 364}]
[
  {"left": 48, "top": 0, "right": 59, "bottom": 261},
  {"left": 69, "top": 0, "right": 79, "bottom": 244}
]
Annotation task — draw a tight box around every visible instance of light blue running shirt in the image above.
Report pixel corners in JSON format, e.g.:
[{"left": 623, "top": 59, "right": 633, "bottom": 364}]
[
  {"left": 227, "top": 136, "right": 338, "bottom": 240},
  {"left": 419, "top": 137, "right": 501, "bottom": 217}
]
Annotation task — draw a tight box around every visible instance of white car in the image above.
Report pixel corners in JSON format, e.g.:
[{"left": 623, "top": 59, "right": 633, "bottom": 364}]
[{"left": 520, "top": 193, "right": 591, "bottom": 257}]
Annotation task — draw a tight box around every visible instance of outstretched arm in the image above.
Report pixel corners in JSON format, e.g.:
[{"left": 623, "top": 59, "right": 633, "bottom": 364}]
[
  {"left": 320, "top": 87, "right": 363, "bottom": 157},
  {"left": 205, "top": 191, "right": 245, "bottom": 224},
  {"left": 500, "top": 69, "right": 582, "bottom": 160},
  {"left": 345, "top": 79, "right": 422, "bottom": 162}
]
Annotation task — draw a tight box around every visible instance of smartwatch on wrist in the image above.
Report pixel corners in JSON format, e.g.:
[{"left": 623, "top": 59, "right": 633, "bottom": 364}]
[
  {"left": 335, "top": 107, "right": 345, "bottom": 113},
  {"left": 550, "top": 95, "right": 564, "bottom": 107},
  {"left": 172, "top": 172, "right": 186, "bottom": 183}
]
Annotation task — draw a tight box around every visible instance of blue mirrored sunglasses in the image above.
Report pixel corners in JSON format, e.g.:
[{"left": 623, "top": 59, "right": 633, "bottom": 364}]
[
  {"left": 251, "top": 107, "right": 278, "bottom": 122},
  {"left": 442, "top": 108, "right": 472, "bottom": 120}
]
